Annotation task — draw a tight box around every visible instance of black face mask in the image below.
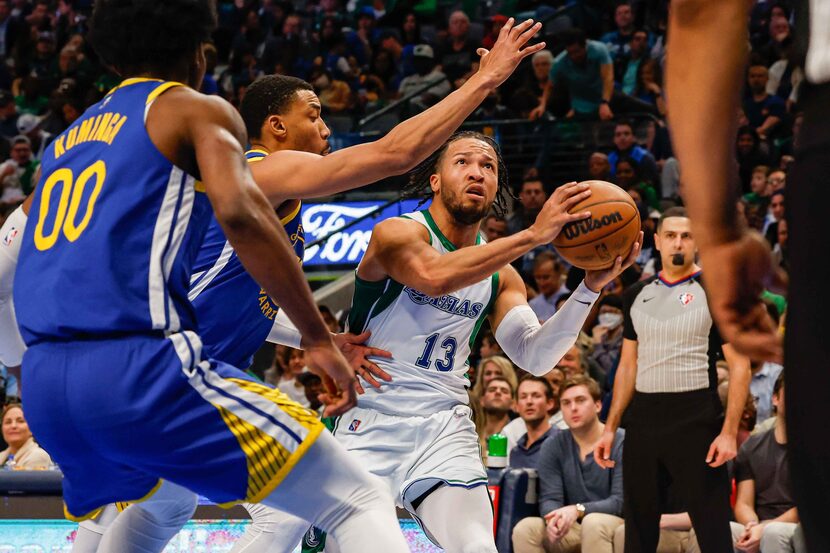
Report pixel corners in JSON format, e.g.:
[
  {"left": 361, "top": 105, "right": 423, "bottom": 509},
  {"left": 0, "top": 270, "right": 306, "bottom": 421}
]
[{"left": 671, "top": 253, "right": 685, "bottom": 266}]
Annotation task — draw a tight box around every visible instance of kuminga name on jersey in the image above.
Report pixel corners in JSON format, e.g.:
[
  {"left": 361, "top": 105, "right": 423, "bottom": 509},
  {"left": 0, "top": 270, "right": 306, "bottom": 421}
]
[{"left": 14, "top": 79, "right": 211, "bottom": 344}]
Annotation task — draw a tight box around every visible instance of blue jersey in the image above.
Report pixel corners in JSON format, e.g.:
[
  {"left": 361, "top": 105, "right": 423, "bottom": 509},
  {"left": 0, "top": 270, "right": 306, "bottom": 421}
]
[
  {"left": 14, "top": 79, "right": 211, "bottom": 345},
  {"left": 190, "top": 148, "right": 304, "bottom": 367}
]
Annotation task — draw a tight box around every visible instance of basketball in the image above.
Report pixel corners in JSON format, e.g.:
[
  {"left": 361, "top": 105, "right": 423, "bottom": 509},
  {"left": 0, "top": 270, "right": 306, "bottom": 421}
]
[{"left": 552, "top": 180, "right": 641, "bottom": 270}]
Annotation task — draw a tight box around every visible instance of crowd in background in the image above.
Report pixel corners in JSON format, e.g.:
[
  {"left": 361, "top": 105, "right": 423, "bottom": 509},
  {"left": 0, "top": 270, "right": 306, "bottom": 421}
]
[{"left": 0, "top": 0, "right": 804, "bottom": 551}]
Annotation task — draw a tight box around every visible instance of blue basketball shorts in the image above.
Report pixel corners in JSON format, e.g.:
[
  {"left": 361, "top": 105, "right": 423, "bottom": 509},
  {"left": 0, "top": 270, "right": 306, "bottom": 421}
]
[{"left": 22, "top": 330, "right": 323, "bottom": 521}]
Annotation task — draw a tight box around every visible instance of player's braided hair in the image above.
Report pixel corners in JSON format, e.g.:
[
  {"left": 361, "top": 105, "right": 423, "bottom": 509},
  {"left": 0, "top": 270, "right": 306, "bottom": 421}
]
[
  {"left": 89, "top": 0, "right": 217, "bottom": 77},
  {"left": 402, "top": 131, "right": 513, "bottom": 217}
]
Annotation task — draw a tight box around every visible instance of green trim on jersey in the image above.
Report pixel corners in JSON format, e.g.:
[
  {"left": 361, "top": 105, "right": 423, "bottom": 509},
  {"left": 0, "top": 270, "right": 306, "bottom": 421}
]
[
  {"left": 468, "top": 271, "right": 500, "bottom": 353},
  {"left": 400, "top": 213, "right": 431, "bottom": 246},
  {"left": 421, "top": 209, "right": 482, "bottom": 252},
  {"left": 348, "top": 275, "right": 405, "bottom": 334}
]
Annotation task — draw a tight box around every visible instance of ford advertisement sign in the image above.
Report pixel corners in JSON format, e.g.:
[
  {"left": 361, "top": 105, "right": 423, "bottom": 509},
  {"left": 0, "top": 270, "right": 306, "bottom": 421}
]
[{"left": 302, "top": 199, "right": 426, "bottom": 266}]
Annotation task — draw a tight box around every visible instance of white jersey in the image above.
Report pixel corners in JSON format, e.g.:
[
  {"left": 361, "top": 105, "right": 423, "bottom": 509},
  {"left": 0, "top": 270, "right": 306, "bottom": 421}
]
[{"left": 347, "top": 210, "right": 498, "bottom": 417}]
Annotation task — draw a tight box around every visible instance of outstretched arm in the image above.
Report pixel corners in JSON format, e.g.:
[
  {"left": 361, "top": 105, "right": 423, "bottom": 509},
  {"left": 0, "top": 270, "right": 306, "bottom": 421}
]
[
  {"left": 254, "top": 18, "right": 546, "bottom": 205},
  {"left": 666, "top": 0, "right": 781, "bottom": 361}
]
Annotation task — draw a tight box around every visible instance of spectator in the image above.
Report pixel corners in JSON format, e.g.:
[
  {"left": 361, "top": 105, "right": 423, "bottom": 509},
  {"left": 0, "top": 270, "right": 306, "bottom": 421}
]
[
  {"left": 481, "top": 14, "right": 508, "bottom": 50},
  {"left": 749, "top": 357, "right": 783, "bottom": 426},
  {"left": 273, "top": 346, "right": 310, "bottom": 408},
  {"left": 0, "top": 403, "right": 52, "bottom": 469},
  {"left": 731, "top": 374, "right": 802, "bottom": 553},
  {"left": 587, "top": 152, "right": 611, "bottom": 181},
  {"left": 743, "top": 65, "right": 785, "bottom": 140},
  {"left": 0, "top": 1, "right": 21, "bottom": 60},
  {"left": 437, "top": 11, "right": 477, "bottom": 88},
  {"left": 397, "top": 44, "right": 450, "bottom": 111},
  {"left": 345, "top": 7, "right": 377, "bottom": 69},
  {"left": 0, "top": 135, "right": 36, "bottom": 200},
  {"left": 473, "top": 355, "right": 519, "bottom": 397},
  {"left": 508, "top": 176, "right": 547, "bottom": 235},
  {"left": 318, "top": 305, "right": 340, "bottom": 333},
  {"left": 16, "top": 112, "right": 50, "bottom": 160},
  {"left": 764, "top": 190, "right": 785, "bottom": 246},
  {"left": 200, "top": 43, "right": 219, "bottom": 95},
  {"left": 297, "top": 372, "right": 324, "bottom": 414},
  {"left": 768, "top": 169, "right": 786, "bottom": 192},
  {"left": 556, "top": 342, "right": 606, "bottom": 389},
  {"left": 736, "top": 126, "right": 770, "bottom": 193},
  {"left": 615, "top": 29, "right": 649, "bottom": 96},
  {"left": 310, "top": 67, "right": 353, "bottom": 114},
  {"left": 607, "top": 120, "right": 659, "bottom": 185},
  {"left": 0, "top": 89, "right": 18, "bottom": 139},
  {"left": 531, "top": 29, "right": 614, "bottom": 121},
  {"left": 600, "top": 2, "right": 641, "bottom": 61},
  {"left": 614, "top": 156, "right": 659, "bottom": 210},
  {"left": 512, "top": 375, "right": 625, "bottom": 553},
  {"left": 477, "top": 376, "right": 515, "bottom": 458},
  {"left": 511, "top": 49, "right": 553, "bottom": 114},
  {"left": 528, "top": 251, "right": 568, "bottom": 322},
  {"left": 544, "top": 367, "right": 566, "bottom": 400},
  {"left": 591, "top": 294, "right": 624, "bottom": 377},
  {"left": 15, "top": 76, "right": 48, "bottom": 116},
  {"left": 478, "top": 331, "right": 504, "bottom": 359},
  {"left": 744, "top": 165, "right": 771, "bottom": 205},
  {"left": 633, "top": 58, "right": 666, "bottom": 116},
  {"left": 469, "top": 88, "right": 512, "bottom": 121},
  {"left": 771, "top": 218, "right": 788, "bottom": 271},
  {"left": 482, "top": 214, "right": 508, "bottom": 242},
  {"left": 376, "top": 31, "right": 413, "bottom": 90},
  {"left": 507, "top": 376, "right": 558, "bottom": 469},
  {"left": 398, "top": 11, "right": 421, "bottom": 47}
]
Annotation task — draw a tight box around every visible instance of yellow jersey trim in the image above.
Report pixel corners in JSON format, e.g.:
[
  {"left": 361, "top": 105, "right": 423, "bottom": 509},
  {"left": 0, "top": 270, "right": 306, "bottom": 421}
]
[
  {"left": 194, "top": 180, "right": 206, "bottom": 193},
  {"left": 146, "top": 82, "right": 185, "bottom": 105},
  {"left": 246, "top": 148, "right": 270, "bottom": 159},
  {"left": 63, "top": 478, "right": 163, "bottom": 522},
  {"left": 215, "top": 422, "right": 323, "bottom": 509},
  {"left": 279, "top": 200, "right": 302, "bottom": 226}
]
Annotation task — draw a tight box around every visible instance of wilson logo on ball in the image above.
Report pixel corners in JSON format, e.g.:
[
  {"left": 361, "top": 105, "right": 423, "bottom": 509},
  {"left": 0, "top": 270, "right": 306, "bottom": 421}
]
[{"left": 562, "top": 211, "right": 624, "bottom": 241}]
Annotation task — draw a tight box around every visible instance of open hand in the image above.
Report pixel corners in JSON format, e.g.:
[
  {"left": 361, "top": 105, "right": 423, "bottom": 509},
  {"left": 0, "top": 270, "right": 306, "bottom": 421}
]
[
  {"left": 584, "top": 232, "right": 643, "bottom": 293},
  {"left": 530, "top": 181, "right": 593, "bottom": 245},
  {"left": 476, "top": 18, "right": 546, "bottom": 89},
  {"left": 333, "top": 330, "right": 392, "bottom": 394}
]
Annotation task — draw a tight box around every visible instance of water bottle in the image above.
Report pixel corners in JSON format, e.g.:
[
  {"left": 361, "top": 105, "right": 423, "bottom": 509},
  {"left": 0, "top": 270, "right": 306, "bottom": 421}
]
[{"left": 487, "top": 433, "right": 508, "bottom": 469}]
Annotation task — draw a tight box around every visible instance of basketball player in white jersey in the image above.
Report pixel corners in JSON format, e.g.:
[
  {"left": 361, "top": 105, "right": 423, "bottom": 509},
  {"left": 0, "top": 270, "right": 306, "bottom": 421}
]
[{"left": 310, "top": 131, "right": 641, "bottom": 553}]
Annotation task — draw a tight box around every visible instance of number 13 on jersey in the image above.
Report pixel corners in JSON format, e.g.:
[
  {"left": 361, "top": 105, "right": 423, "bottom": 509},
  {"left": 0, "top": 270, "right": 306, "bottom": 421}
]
[
  {"left": 34, "top": 160, "right": 107, "bottom": 250},
  {"left": 415, "top": 332, "right": 457, "bottom": 372}
]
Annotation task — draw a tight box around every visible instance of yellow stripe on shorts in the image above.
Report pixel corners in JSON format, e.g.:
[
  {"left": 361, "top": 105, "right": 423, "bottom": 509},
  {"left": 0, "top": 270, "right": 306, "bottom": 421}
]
[{"left": 214, "top": 378, "right": 323, "bottom": 506}]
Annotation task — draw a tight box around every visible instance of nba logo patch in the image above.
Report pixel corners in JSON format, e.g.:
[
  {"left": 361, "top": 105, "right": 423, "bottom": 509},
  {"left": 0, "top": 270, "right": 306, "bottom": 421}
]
[
  {"left": 2, "top": 227, "right": 18, "bottom": 247},
  {"left": 349, "top": 419, "right": 361, "bottom": 432},
  {"left": 678, "top": 292, "right": 694, "bottom": 306}
]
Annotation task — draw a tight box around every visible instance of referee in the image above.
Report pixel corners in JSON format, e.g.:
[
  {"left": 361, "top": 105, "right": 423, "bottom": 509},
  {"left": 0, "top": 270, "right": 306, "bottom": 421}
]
[
  {"left": 665, "top": 1, "right": 830, "bottom": 551},
  {"left": 593, "top": 208, "right": 751, "bottom": 553}
]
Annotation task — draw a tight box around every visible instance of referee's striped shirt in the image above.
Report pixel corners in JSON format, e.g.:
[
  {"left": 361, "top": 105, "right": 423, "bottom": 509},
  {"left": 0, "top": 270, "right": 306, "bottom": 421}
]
[{"left": 622, "top": 271, "right": 722, "bottom": 393}]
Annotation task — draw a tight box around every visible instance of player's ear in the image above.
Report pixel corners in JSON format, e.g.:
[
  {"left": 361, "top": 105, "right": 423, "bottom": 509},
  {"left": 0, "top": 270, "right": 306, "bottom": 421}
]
[
  {"left": 266, "top": 115, "right": 287, "bottom": 140},
  {"left": 429, "top": 173, "right": 440, "bottom": 194}
]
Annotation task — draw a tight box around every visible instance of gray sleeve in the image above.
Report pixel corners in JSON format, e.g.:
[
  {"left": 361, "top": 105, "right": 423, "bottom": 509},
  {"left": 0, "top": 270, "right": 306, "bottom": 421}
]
[
  {"left": 538, "top": 434, "right": 566, "bottom": 515},
  {"left": 584, "top": 430, "right": 624, "bottom": 516}
]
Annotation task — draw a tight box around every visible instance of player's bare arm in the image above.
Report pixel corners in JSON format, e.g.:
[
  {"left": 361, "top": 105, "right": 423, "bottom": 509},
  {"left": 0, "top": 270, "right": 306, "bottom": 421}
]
[
  {"left": 149, "top": 87, "right": 356, "bottom": 415},
  {"left": 666, "top": 0, "right": 781, "bottom": 361},
  {"left": 594, "top": 337, "right": 639, "bottom": 468},
  {"left": 252, "top": 17, "right": 546, "bottom": 206},
  {"left": 357, "top": 182, "right": 594, "bottom": 295},
  {"left": 488, "top": 242, "right": 640, "bottom": 377},
  {"left": 706, "top": 344, "right": 751, "bottom": 467}
]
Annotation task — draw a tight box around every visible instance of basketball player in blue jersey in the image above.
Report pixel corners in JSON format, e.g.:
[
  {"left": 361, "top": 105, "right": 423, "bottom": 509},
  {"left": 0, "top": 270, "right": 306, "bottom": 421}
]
[
  {"left": 304, "top": 131, "right": 642, "bottom": 553},
  {"left": 10, "top": 0, "right": 414, "bottom": 551}
]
